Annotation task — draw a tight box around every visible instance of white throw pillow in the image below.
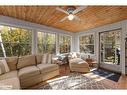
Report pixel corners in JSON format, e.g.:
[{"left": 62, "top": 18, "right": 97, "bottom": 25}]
[
  {"left": 0, "top": 59, "right": 10, "bottom": 75},
  {"left": 71, "top": 52, "right": 77, "bottom": 58},
  {"left": 41, "top": 54, "right": 47, "bottom": 64},
  {"left": 47, "top": 54, "right": 52, "bottom": 64}
]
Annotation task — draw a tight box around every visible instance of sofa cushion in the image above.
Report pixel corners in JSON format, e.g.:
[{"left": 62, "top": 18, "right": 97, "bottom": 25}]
[
  {"left": 18, "top": 66, "right": 40, "bottom": 80},
  {"left": 37, "top": 64, "right": 59, "bottom": 74},
  {"left": 36, "top": 54, "right": 43, "bottom": 64},
  {"left": 17, "top": 55, "right": 36, "bottom": 69},
  {"left": 69, "top": 58, "right": 89, "bottom": 67},
  {"left": 5, "top": 57, "right": 18, "bottom": 71},
  {"left": 69, "top": 58, "right": 87, "bottom": 64},
  {"left": 0, "top": 59, "right": 10, "bottom": 75},
  {"left": 0, "top": 71, "right": 18, "bottom": 80}
]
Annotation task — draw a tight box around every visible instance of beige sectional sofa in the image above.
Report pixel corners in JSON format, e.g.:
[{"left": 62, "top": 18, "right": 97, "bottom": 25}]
[{"left": 0, "top": 54, "right": 59, "bottom": 89}]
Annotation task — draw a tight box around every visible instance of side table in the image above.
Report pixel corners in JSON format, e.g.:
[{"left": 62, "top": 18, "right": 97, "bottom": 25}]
[
  {"left": 58, "top": 61, "right": 68, "bottom": 75},
  {"left": 85, "top": 58, "right": 95, "bottom": 67},
  {"left": 52, "top": 57, "right": 68, "bottom": 75}
]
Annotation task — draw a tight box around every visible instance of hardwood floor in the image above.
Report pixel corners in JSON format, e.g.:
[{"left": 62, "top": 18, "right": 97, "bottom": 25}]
[
  {"left": 30, "top": 64, "right": 127, "bottom": 89},
  {"left": 117, "top": 75, "right": 127, "bottom": 89}
]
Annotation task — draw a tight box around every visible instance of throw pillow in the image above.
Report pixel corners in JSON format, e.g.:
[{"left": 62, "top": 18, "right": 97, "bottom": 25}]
[
  {"left": 71, "top": 52, "right": 77, "bottom": 58},
  {"left": 41, "top": 53, "right": 48, "bottom": 64},
  {"left": 5, "top": 56, "right": 18, "bottom": 71},
  {"left": 0, "top": 59, "right": 10, "bottom": 75},
  {"left": 47, "top": 54, "right": 52, "bottom": 64}
]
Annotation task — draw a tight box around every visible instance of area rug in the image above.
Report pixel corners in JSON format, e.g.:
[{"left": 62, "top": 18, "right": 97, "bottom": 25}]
[
  {"left": 40, "top": 73, "right": 115, "bottom": 89},
  {"left": 92, "top": 69, "right": 121, "bottom": 82}
]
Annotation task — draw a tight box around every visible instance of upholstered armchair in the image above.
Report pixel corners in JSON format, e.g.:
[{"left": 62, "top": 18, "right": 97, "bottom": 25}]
[{"left": 68, "top": 52, "right": 90, "bottom": 73}]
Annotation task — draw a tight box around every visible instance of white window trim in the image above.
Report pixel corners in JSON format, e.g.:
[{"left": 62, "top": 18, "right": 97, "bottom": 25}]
[
  {"left": 36, "top": 31, "right": 56, "bottom": 54},
  {"left": 0, "top": 16, "right": 74, "bottom": 56},
  {"left": 99, "top": 29, "right": 121, "bottom": 65},
  {"left": 58, "top": 34, "right": 72, "bottom": 54},
  {"left": 79, "top": 33, "right": 95, "bottom": 55},
  {"left": 0, "top": 24, "right": 33, "bottom": 56}
]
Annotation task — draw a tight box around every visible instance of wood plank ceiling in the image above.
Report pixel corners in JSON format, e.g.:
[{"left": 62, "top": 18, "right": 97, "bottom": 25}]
[{"left": 0, "top": 6, "right": 127, "bottom": 32}]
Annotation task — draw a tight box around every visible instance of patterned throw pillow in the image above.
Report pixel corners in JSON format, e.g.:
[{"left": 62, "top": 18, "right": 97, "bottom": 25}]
[{"left": 0, "top": 59, "right": 10, "bottom": 75}]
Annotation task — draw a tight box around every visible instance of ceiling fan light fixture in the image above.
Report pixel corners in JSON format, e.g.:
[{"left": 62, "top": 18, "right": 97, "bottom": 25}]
[{"left": 68, "top": 14, "right": 74, "bottom": 20}]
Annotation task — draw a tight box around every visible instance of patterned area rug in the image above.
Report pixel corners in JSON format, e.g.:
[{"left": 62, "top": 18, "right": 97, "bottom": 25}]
[{"left": 40, "top": 73, "right": 114, "bottom": 89}]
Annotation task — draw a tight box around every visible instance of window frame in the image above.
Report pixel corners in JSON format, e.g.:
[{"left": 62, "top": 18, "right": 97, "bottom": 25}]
[
  {"left": 59, "top": 34, "right": 72, "bottom": 54},
  {"left": 99, "top": 29, "right": 121, "bottom": 65},
  {"left": 79, "top": 33, "right": 95, "bottom": 54},
  {"left": 0, "top": 23, "right": 73, "bottom": 56},
  {"left": 37, "top": 31, "right": 56, "bottom": 54},
  {"left": 0, "top": 24, "right": 32, "bottom": 57}
]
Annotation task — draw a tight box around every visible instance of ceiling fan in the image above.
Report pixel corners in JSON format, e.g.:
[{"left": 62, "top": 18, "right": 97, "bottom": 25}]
[{"left": 56, "top": 6, "right": 87, "bottom": 22}]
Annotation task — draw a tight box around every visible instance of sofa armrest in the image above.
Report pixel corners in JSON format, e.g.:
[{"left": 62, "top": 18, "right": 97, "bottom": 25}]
[{"left": 0, "top": 77, "right": 20, "bottom": 89}]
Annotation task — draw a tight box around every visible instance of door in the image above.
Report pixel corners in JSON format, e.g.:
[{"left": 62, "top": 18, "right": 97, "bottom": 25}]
[{"left": 99, "top": 29, "right": 121, "bottom": 72}]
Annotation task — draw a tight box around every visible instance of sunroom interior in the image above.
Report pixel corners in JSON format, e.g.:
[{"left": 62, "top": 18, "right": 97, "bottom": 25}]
[{"left": 0, "top": 6, "right": 127, "bottom": 89}]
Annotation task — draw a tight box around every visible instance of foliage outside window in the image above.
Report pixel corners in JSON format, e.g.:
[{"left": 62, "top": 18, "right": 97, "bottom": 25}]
[
  {"left": 59, "top": 35, "right": 71, "bottom": 53},
  {"left": 37, "top": 32, "right": 44, "bottom": 53},
  {"left": 0, "top": 25, "right": 32, "bottom": 57},
  {"left": 79, "top": 34, "right": 94, "bottom": 54},
  {"left": 37, "top": 32, "right": 56, "bottom": 54},
  {"left": 100, "top": 29, "right": 120, "bottom": 65}
]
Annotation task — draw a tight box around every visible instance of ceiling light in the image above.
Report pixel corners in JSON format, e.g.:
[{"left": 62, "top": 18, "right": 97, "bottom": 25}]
[{"left": 68, "top": 14, "right": 74, "bottom": 20}]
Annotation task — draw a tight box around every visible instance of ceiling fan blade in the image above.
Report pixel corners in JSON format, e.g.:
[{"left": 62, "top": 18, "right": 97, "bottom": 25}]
[
  {"left": 60, "top": 16, "right": 68, "bottom": 22},
  {"left": 74, "top": 16, "right": 81, "bottom": 21},
  {"left": 56, "top": 7, "right": 69, "bottom": 15},
  {"left": 72, "top": 6, "right": 87, "bottom": 14}
]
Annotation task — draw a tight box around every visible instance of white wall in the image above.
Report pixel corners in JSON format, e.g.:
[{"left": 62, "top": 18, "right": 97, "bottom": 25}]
[
  {"left": 0, "top": 15, "right": 73, "bottom": 35},
  {"left": 74, "top": 20, "right": 127, "bottom": 74}
]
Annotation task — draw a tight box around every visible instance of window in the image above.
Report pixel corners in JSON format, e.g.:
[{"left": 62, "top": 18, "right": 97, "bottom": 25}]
[
  {"left": 37, "top": 32, "right": 56, "bottom": 54},
  {"left": 100, "top": 29, "right": 121, "bottom": 65},
  {"left": 45, "top": 33, "right": 56, "bottom": 54},
  {"left": 37, "top": 32, "right": 45, "bottom": 53},
  {"left": 79, "top": 34, "right": 94, "bottom": 54},
  {"left": 0, "top": 25, "right": 32, "bottom": 57},
  {"left": 59, "top": 35, "right": 71, "bottom": 53}
]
